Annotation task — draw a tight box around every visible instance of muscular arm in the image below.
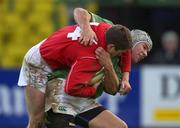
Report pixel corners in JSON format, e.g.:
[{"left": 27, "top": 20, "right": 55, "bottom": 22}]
[
  {"left": 119, "top": 50, "right": 132, "bottom": 95},
  {"left": 95, "top": 47, "right": 119, "bottom": 94},
  {"left": 74, "top": 8, "right": 91, "bottom": 28},
  {"left": 103, "top": 65, "right": 119, "bottom": 94},
  {"left": 74, "top": 8, "right": 97, "bottom": 45}
]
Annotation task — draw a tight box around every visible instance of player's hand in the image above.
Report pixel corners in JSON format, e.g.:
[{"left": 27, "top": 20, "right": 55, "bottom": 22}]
[
  {"left": 119, "top": 80, "right": 132, "bottom": 95},
  {"left": 95, "top": 47, "right": 112, "bottom": 68},
  {"left": 79, "top": 26, "right": 98, "bottom": 46}
]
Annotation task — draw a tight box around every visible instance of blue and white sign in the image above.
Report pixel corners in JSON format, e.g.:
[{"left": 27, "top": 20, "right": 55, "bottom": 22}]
[
  {"left": 0, "top": 67, "right": 141, "bottom": 128},
  {"left": 98, "top": 66, "right": 140, "bottom": 127},
  {"left": 0, "top": 69, "right": 27, "bottom": 128}
]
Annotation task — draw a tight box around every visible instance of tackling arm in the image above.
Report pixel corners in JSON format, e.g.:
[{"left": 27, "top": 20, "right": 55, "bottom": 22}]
[
  {"left": 73, "top": 8, "right": 91, "bottom": 29},
  {"left": 103, "top": 65, "right": 119, "bottom": 95},
  {"left": 95, "top": 47, "right": 119, "bottom": 94},
  {"left": 73, "top": 8, "right": 98, "bottom": 45}
]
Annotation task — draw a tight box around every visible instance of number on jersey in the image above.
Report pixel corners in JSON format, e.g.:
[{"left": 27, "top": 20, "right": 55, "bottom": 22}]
[
  {"left": 67, "top": 26, "right": 81, "bottom": 40},
  {"left": 67, "top": 22, "right": 99, "bottom": 43}
]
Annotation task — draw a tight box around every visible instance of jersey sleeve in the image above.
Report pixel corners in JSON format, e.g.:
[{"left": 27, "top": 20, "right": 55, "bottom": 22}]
[
  {"left": 89, "top": 12, "right": 114, "bottom": 25},
  {"left": 65, "top": 58, "right": 102, "bottom": 97},
  {"left": 119, "top": 49, "right": 131, "bottom": 72}
]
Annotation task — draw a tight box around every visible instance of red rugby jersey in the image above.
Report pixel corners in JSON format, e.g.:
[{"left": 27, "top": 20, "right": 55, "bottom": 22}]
[{"left": 40, "top": 22, "right": 131, "bottom": 97}]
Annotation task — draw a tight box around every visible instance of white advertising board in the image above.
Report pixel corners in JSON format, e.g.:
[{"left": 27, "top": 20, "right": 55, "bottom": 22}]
[{"left": 141, "top": 66, "right": 180, "bottom": 127}]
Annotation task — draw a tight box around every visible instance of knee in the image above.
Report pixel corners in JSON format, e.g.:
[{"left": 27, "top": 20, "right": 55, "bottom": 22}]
[
  {"left": 29, "top": 116, "right": 44, "bottom": 128},
  {"left": 30, "top": 117, "right": 42, "bottom": 124},
  {"left": 29, "top": 112, "right": 44, "bottom": 124}
]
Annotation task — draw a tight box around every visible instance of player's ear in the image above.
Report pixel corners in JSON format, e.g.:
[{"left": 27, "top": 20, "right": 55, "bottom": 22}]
[{"left": 107, "top": 44, "right": 115, "bottom": 52}]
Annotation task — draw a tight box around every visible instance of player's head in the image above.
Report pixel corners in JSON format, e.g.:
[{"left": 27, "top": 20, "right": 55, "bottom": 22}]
[
  {"left": 131, "top": 29, "right": 153, "bottom": 63},
  {"left": 105, "top": 24, "right": 132, "bottom": 57},
  {"left": 161, "top": 30, "right": 179, "bottom": 52}
]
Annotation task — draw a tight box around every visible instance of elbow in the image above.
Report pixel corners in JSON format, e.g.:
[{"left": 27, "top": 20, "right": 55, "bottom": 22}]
[
  {"left": 104, "top": 80, "right": 119, "bottom": 95},
  {"left": 74, "top": 7, "right": 85, "bottom": 15},
  {"left": 111, "top": 82, "right": 119, "bottom": 94},
  {"left": 104, "top": 85, "right": 118, "bottom": 95},
  {"left": 113, "top": 80, "right": 120, "bottom": 93},
  {"left": 110, "top": 89, "right": 118, "bottom": 95},
  {"left": 112, "top": 86, "right": 119, "bottom": 94}
]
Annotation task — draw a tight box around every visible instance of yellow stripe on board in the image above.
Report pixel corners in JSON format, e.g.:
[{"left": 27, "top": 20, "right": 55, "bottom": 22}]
[{"left": 154, "top": 108, "right": 180, "bottom": 121}]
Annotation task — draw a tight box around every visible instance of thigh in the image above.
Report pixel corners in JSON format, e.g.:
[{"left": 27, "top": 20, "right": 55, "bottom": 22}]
[
  {"left": 18, "top": 42, "right": 51, "bottom": 93},
  {"left": 88, "top": 110, "right": 128, "bottom": 128},
  {"left": 75, "top": 106, "right": 106, "bottom": 128}
]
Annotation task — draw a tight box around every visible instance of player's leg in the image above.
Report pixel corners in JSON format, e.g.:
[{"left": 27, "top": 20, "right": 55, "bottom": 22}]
[
  {"left": 75, "top": 106, "right": 127, "bottom": 128},
  {"left": 18, "top": 42, "right": 51, "bottom": 128},
  {"left": 25, "top": 85, "right": 45, "bottom": 128},
  {"left": 88, "top": 110, "right": 128, "bottom": 128},
  {"left": 45, "top": 79, "right": 76, "bottom": 128},
  {"left": 24, "top": 66, "right": 50, "bottom": 128}
]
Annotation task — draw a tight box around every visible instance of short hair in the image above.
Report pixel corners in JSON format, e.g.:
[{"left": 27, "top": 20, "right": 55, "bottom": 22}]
[{"left": 105, "top": 25, "right": 132, "bottom": 50}]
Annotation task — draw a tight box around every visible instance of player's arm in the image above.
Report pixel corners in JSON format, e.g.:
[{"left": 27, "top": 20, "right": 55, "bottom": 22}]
[
  {"left": 95, "top": 47, "right": 119, "bottom": 94},
  {"left": 103, "top": 65, "right": 119, "bottom": 95},
  {"left": 119, "top": 50, "right": 132, "bottom": 95},
  {"left": 120, "top": 49, "right": 131, "bottom": 73},
  {"left": 73, "top": 8, "right": 98, "bottom": 45},
  {"left": 73, "top": 7, "right": 114, "bottom": 45},
  {"left": 74, "top": 8, "right": 91, "bottom": 27},
  {"left": 119, "top": 72, "right": 132, "bottom": 95}
]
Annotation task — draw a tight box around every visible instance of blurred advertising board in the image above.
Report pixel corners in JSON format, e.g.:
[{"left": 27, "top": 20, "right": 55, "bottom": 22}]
[
  {"left": 1, "top": 66, "right": 179, "bottom": 128},
  {"left": 0, "top": 69, "right": 27, "bottom": 128},
  {"left": 141, "top": 66, "right": 180, "bottom": 127},
  {"left": 0, "top": 68, "right": 140, "bottom": 128},
  {"left": 98, "top": 66, "right": 140, "bottom": 127}
]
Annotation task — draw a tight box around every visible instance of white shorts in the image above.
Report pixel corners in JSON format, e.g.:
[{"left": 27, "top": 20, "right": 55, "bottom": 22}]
[
  {"left": 18, "top": 40, "right": 52, "bottom": 93},
  {"left": 45, "top": 78, "right": 100, "bottom": 116}
]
